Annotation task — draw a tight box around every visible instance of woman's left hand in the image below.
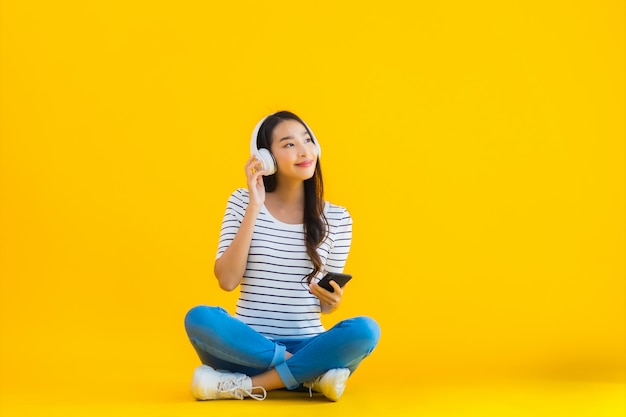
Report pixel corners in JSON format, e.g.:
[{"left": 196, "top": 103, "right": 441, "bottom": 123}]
[{"left": 309, "top": 280, "right": 343, "bottom": 314}]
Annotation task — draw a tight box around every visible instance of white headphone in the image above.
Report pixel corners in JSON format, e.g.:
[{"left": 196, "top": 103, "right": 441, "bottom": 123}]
[{"left": 250, "top": 113, "right": 321, "bottom": 176}]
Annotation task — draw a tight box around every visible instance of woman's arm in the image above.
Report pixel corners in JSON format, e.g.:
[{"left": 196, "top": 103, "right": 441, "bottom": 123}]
[
  {"left": 214, "top": 156, "right": 267, "bottom": 291},
  {"left": 214, "top": 203, "right": 261, "bottom": 291}
]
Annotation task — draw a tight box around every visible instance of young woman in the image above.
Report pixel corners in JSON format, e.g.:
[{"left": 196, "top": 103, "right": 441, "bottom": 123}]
[{"left": 184, "top": 111, "right": 380, "bottom": 401}]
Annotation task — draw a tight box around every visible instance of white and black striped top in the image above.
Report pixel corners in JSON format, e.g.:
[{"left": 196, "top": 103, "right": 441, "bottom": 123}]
[{"left": 216, "top": 188, "right": 352, "bottom": 340}]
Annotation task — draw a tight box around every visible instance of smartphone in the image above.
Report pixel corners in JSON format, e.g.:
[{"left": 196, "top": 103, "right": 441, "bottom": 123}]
[{"left": 317, "top": 272, "right": 352, "bottom": 292}]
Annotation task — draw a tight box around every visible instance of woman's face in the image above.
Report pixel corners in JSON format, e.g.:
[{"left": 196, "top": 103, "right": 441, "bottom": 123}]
[{"left": 270, "top": 119, "right": 318, "bottom": 182}]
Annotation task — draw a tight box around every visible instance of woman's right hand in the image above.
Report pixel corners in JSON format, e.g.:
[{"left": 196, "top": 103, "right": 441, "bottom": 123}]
[{"left": 246, "top": 156, "right": 267, "bottom": 208}]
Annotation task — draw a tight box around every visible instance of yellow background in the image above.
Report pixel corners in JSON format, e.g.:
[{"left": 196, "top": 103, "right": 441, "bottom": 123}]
[{"left": 1, "top": 0, "right": 624, "bottom": 415}]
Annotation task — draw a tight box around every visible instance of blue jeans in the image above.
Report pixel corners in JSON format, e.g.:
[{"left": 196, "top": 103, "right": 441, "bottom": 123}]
[{"left": 184, "top": 306, "right": 380, "bottom": 390}]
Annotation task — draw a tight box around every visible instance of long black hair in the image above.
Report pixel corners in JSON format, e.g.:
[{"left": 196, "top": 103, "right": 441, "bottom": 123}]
[{"left": 255, "top": 111, "right": 328, "bottom": 284}]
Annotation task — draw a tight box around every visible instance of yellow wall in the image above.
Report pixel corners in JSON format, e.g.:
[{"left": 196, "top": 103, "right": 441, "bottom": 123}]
[{"left": 1, "top": 0, "right": 624, "bottom": 399}]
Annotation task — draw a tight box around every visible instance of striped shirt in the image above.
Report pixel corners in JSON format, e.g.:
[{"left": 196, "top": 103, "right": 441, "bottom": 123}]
[{"left": 216, "top": 188, "right": 352, "bottom": 340}]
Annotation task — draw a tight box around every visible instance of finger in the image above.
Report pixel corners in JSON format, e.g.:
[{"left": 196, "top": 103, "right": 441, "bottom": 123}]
[
  {"left": 310, "top": 282, "right": 339, "bottom": 305},
  {"left": 247, "top": 160, "right": 264, "bottom": 177},
  {"left": 329, "top": 280, "right": 343, "bottom": 295},
  {"left": 254, "top": 165, "right": 270, "bottom": 177},
  {"left": 309, "top": 282, "right": 325, "bottom": 298}
]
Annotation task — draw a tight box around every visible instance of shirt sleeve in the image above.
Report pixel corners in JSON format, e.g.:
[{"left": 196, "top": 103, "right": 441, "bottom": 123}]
[
  {"left": 324, "top": 207, "right": 353, "bottom": 273},
  {"left": 216, "top": 189, "right": 248, "bottom": 259}
]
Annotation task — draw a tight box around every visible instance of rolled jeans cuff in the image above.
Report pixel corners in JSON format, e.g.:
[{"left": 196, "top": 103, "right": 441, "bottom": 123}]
[
  {"left": 275, "top": 361, "right": 299, "bottom": 390},
  {"left": 270, "top": 342, "right": 286, "bottom": 368}
]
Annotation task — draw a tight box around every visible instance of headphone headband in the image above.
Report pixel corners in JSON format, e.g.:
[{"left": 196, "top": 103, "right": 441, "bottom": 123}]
[{"left": 249, "top": 116, "right": 269, "bottom": 157}]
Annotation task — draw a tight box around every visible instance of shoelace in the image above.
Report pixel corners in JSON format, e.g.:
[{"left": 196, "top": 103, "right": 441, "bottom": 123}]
[
  {"left": 305, "top": 376, "right": 321, "bottom": 399},
  {"left": 218, "top": 377, "right": 267, "bottom": 401}
]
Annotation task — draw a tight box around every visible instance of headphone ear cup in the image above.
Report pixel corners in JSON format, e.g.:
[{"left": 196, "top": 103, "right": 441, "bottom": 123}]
[{"left": 257, "top": 148, "right": 276, "bottom": 175}]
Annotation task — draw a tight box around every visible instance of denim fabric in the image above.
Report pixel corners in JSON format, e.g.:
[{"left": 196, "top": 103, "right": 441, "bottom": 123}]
[{"left": 184, "top": 305, "right": 380, "bottom": 390}]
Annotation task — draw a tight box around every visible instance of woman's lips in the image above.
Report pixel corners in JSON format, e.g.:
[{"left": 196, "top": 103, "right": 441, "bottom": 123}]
[{"left": 296, "top": 160, "right": 313, "bottom": 167}]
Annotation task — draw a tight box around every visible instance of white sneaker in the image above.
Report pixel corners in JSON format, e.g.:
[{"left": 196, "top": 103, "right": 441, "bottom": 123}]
[
  {"left": 190, "top": 365, "right": 267, "bottom": 401},
  {"left": 303, "top": 368, "right": 350, "bottom": 401}
]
